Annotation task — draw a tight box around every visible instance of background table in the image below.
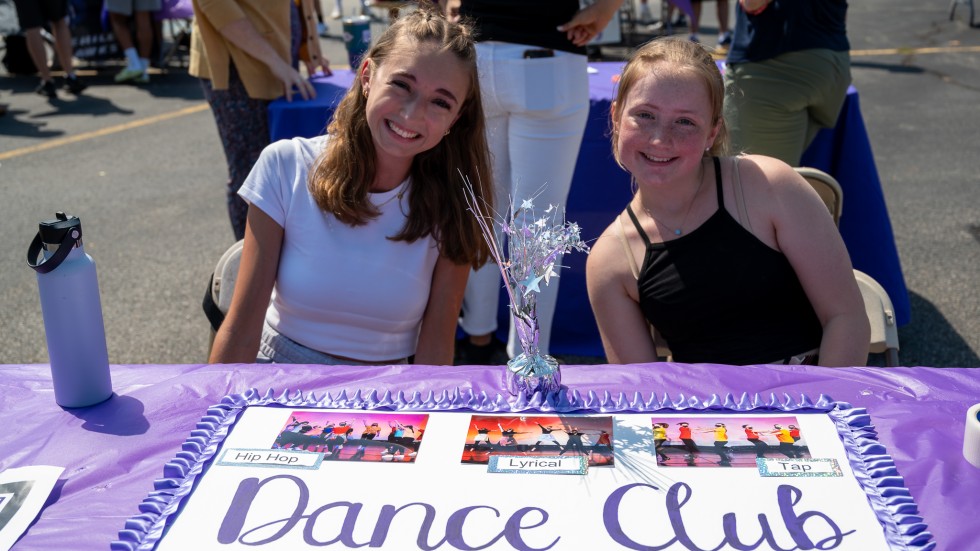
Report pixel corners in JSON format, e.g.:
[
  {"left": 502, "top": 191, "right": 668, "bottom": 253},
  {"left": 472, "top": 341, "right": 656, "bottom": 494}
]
[
  {"left": 2, "top": 362, "right": 975, "bottom": 550},
  {"left": 269, "top": 62, "right": 911, "bottom": 357}
]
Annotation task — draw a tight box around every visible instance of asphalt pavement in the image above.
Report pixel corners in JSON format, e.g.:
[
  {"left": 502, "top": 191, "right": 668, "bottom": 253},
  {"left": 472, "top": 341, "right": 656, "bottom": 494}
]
[{"left": 1, "top": 0, "right": 977, "bottom": 367}]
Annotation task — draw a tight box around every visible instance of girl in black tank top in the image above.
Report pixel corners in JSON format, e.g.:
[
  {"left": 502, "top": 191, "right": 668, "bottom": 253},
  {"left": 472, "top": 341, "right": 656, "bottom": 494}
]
[
  {"left": 626, "top": 158, "right": 822, "bottom": 365},
  {"left": 586, "top": 38, "right": 869, "bottom": 367}
]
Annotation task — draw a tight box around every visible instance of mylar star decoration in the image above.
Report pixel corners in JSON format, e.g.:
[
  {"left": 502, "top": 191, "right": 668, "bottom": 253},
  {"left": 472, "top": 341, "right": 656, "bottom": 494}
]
[{"left": 462, "top": 175, "right": 590, "bottom": 360}]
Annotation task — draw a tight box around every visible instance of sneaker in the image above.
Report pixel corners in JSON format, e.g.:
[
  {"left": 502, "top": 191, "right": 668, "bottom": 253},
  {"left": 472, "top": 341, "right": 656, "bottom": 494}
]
[
  {"left": 330, "top": 8, "right": 341, "bottom": 19},
  {"left": 688, "top": 34, "right": 700, "bottom": 43},
  {"left": 134, "top": 72, "right": 150, "bottom": 84},
  {"left": 35, "top": 79, "right": 58, "bottom": 99},
  {"left": 115, "top": 67, "right": 144, "bottom": 83},
  {"left": 63, "top": 75, "right": 88, "bottom": 95},
  {"left": 317, "top": 21, "right": 328, "bottom": 37},
  {"left": 717, "top": 31, "right": 733, "bottom": 47}
]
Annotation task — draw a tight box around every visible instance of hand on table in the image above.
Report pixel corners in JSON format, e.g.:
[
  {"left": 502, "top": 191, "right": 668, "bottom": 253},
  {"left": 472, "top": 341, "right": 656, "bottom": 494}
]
[
  {"left": 303, "top": 55, "right": 333, "bottom": 81},
  {"left": 273, "top": 62, "right": 317, "bottom": 102}
]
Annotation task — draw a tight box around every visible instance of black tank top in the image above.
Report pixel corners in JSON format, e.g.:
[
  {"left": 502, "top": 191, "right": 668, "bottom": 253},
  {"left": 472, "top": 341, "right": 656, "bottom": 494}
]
[{"left": 627, "top": 157, "right": 822, "bottom": 365}]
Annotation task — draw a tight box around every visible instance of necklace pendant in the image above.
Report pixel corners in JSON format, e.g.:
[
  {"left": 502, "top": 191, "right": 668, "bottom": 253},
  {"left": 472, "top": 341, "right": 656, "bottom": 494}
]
[{"left": 674, "top": 229, "right": 682, "bottom": 236}]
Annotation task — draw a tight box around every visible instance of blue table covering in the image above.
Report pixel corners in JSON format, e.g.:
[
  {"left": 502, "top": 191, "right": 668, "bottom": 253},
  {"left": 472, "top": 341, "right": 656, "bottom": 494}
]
[{"left": 268, "top": 62, "right": 910, "bottom": 357}]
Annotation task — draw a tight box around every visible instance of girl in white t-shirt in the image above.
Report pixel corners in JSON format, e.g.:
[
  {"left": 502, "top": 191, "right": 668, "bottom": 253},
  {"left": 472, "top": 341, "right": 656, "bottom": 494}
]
[{"left": 209, "top": 6, "right": 494, "bottom": 366}]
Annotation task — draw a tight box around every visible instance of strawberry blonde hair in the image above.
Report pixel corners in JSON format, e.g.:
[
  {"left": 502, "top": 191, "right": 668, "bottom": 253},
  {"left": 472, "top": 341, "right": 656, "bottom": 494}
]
[{"left": 609, "top": 37, "right": 729, "bottom": 168}]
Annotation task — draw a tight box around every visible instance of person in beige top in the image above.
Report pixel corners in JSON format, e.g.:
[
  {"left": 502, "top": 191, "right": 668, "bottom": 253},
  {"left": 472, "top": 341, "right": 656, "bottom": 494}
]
[{"left": 190, "top": 0, "right": 330, "bottom": 239}]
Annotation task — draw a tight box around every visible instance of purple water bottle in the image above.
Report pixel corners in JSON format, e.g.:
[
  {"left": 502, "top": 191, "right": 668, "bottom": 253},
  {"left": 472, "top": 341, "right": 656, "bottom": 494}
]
[{"left": 27, "top": 212, "right": 112, "bottom": 408}]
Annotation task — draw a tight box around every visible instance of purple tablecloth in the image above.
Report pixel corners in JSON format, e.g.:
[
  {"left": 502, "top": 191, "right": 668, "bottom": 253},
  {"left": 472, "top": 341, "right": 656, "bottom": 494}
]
[
  {"left": 1, "top": 363, "right": 976, "bottom": 550},
  {"left": 269, "top": 62, "right": 910, "bottom": 357}
]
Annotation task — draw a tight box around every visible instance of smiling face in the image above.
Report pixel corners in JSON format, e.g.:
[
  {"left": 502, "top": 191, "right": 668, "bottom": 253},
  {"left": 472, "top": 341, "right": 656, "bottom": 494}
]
[
  {"left": 360, "top": 38, "right": 470, "bottom": 186},
  {"left": 612, "top": 63, "right": 720, "bottom": 189}
]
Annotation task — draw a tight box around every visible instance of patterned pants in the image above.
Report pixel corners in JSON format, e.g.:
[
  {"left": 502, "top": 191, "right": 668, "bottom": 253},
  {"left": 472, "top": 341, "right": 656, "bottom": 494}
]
[
  {"left": 199, "top": 3, "right": 302, "bottom": 240},
  {"left": 200, "top": 68, "right": 270, "bottom": 241}
]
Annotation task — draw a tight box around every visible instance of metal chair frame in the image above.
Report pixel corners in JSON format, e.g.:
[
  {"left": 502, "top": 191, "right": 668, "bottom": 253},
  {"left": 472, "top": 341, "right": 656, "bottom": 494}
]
[
  {"left": 853, "top": 269, "right": 901, "bottom": 366},
  {"left": 795, "top": 166, "right": 844, "bottom": 227},
  {"left": 949, "top": 0, "right": 976, "bottom": 26}
]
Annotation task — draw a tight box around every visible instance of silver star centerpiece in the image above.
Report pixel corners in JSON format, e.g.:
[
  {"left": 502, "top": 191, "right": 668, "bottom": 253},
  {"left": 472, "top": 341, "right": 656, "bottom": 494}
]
[{"left": 463, "top": 177, "right": 590, "bottom": 398}]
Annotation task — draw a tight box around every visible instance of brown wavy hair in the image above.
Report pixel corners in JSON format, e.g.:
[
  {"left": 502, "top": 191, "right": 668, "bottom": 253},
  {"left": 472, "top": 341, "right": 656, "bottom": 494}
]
[
  {"left": 610, "top": 37, "right": 729, "bottom": 167},
  {"left": 307, "top": 4, "right": 493, "bottom": 269}
]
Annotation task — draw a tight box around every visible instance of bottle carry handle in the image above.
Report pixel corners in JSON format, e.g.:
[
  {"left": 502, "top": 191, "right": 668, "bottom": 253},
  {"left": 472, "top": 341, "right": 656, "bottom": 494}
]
[{"left": 27, "top": 227, "right": 79, "bottom": 274}]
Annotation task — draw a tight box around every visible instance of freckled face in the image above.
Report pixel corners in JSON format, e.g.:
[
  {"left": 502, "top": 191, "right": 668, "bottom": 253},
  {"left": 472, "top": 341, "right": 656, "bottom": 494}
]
[
  {"left": 613, "top": 65, "right": 719, "bottom": 187},
  {"left": 361, "top": 39, "right": 470, "bottom": 175}
]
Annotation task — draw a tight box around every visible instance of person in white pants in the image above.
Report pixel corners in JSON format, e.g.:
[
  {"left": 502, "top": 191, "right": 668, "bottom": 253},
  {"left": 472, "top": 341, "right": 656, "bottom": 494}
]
[{"left": 460, "top": 42, "right": 590, "bottom": 361}]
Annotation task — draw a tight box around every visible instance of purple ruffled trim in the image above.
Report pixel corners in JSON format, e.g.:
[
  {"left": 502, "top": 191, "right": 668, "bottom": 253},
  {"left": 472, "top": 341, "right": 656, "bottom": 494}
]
[
  {"left": 112, "top": 388, "right": 933, "bottom": 551},
  {"left": 828, "top": 403, "right": 936, "bottom": 551}
]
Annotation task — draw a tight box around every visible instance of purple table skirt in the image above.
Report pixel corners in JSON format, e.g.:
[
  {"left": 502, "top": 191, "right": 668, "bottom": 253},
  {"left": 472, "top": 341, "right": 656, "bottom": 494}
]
[{"left": 1, "top": 363, "right": 977, "bottom": 550}]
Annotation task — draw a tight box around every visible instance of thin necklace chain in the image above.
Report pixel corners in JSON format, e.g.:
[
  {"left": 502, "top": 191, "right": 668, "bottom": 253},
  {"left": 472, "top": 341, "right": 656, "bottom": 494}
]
[
  {"left": 372, "top": 186, "right": 406, "bottom": 209},
  {"left": 639, "top": 159, "right": 706, "bottom": 237}
]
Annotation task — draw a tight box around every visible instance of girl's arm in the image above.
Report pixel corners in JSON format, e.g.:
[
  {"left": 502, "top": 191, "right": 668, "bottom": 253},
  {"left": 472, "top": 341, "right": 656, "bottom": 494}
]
[
  {"left": 209, "top": 207, "right": 284, "bottom": 363},
  {"left": 413, "top": 255, "right": 469, "bottom": 365},
  {"left": 750, "top": 157, "right": 870, "bottom": 366},
  {"left": 586, "top": 227, "right": 659, "bottom": 364}
]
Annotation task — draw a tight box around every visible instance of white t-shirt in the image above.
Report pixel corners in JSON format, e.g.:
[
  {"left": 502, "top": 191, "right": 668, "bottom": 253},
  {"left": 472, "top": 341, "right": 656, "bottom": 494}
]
[{"left": 239, "top": 136, "right": 439, "bottom": 361}]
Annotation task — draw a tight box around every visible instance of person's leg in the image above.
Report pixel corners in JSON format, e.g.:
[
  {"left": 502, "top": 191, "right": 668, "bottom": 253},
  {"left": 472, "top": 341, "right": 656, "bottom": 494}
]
[
  {"left": 668, "top": 2, "right": 686, "bottom": 26},
  {"left": 313, "top": 0, "right": 328, "bottom": 36},
  {"left": 109, "top": 8, "right": 146, "bottom": 82},
  {"left": 49, "top": 18, "right": 74, "bottom": 75},
  {"left": 460, "top": 42, "right": 511, "bottom": 358},
  {"left": 134, "top": 10, "right": 154, "bottom": 72},
  {"left": 199, "top": 68, "right": 271, "bottom": 240},
  {"left": 49, "top": 16, "right": 88, "bottom": 94},
  {"left": 717, "top": 0, "right": 730, "bottom": 34},
  {"left": 802, "top": 50, "right": 851, "bottom": 151},
  {"left": 689, "top": 0, "right": 701, "bottom": 41},
  {"left": 459, "top": 101, "right": 508, "bottom": 351},
  {"left": 13, "top": 0, "right": 53, "bottom": 92},
  {"left": 109, "top": 12, "right": 135, "bottom": 51},
  {"left": 34, "top": 0, "right": 72, "bottom": 75},
  {"left": 723, "top": 58, "right": 812, "bottom": 166},
  {"left": 502, "top": 51, "right": 589, "bottom": 357},
  {"left": 23, "top": 28, "right": 53, "bottom": 83},
  {"left": 716, "top": 0, "right": 732, "bottom": 45}
]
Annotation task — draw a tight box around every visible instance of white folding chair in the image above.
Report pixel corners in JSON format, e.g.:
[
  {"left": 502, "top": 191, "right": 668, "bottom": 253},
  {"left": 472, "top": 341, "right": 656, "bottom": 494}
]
[
  {"left": 203, "top": 239, "right": 244, "bottom": 356},
  {"left": 853, "top": 269, "right": 900, "bottom": 366},
  {"left": 795, "top": 166, "right": 843, "bottom": 227}
]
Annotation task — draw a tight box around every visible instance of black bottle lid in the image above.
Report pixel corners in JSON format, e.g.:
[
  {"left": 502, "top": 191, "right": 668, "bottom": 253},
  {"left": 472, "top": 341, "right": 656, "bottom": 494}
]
[{"left": 38, "top": 212, "right": 82, "bottom": 246}]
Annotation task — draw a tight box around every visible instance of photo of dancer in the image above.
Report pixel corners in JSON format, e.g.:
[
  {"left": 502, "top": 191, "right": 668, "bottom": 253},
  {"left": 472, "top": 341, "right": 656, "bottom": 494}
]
[
  {"left": 461, "top": 415, "right": 615, "bottom": 467},
  {"left": 271, "top": 411, "right": 427, "bottom": 463},
  {"left": 650, "top": 416, "right": 810, "bottom": 467}
]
